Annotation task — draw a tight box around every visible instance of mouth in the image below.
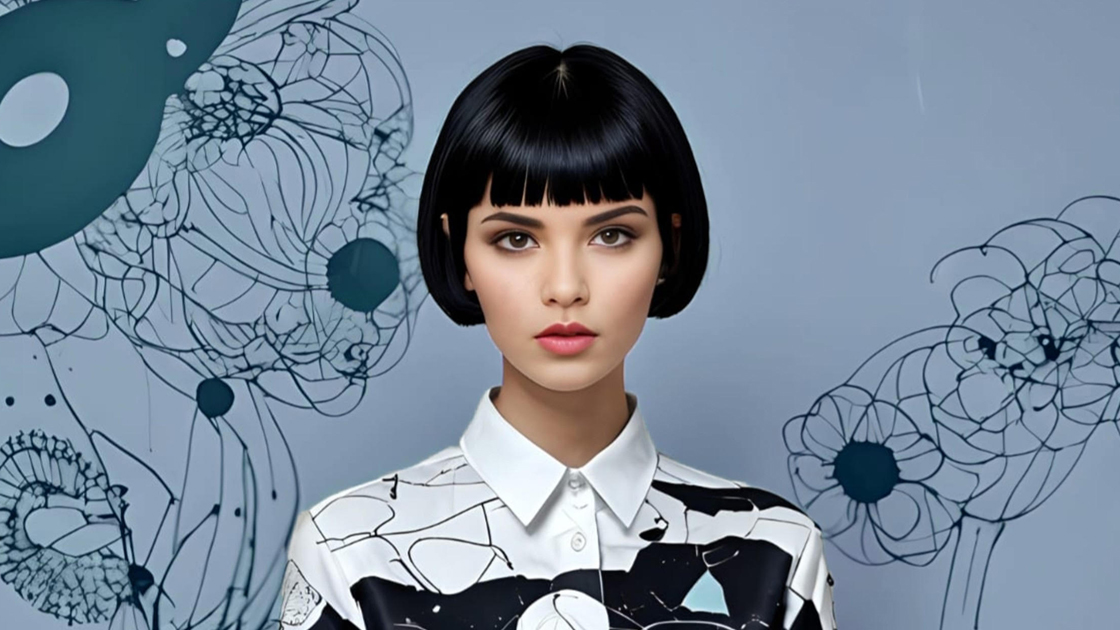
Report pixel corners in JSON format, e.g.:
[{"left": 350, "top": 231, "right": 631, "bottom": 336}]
[
  {"left": 536, "top": 334, "right": 597, "bottom": 356},
  {"left": 535, "top": 321, "right": 597, "bottom": 338}
]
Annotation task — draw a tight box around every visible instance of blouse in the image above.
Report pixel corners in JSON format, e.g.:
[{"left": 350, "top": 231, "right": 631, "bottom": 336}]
[{"left": 278, "top": 386, "right": 838, "bottom": 629}]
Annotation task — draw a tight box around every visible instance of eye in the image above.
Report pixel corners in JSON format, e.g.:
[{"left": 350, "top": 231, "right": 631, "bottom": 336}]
[
  {"left": 591, "top": 227, "right": 635, "bottom": 248},
  {"left": 492, "top": 231, "right": 536, "bottom": 252},
  {"left": 491, "top": 227, "right": 636, "bottom": 253}
]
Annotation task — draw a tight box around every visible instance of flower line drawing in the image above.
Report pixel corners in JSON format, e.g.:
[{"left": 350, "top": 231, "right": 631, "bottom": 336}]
[{"left": 785, "top": 195, "right": 1120, "bottom": 630}]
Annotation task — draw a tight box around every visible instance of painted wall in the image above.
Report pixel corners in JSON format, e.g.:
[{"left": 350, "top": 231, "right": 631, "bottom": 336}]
[{"left": 1, "top": 1, "right": 1116, "bottom": 628}]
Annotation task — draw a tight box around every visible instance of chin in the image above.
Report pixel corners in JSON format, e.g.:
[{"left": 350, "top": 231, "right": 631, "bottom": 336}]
[
  {"left": 534, "top": 363, "right": 620, "bottom": 392},
  {"left": 534, "top": 377, "right": 602, "bottom": 393}
]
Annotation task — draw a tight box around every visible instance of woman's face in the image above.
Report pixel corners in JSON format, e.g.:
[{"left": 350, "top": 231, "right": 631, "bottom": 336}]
[{"left": 446, "top": 177, "right": 665, "bottom": 393}]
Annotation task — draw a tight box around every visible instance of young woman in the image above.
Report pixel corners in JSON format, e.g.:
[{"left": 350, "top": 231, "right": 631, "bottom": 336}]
[{"left": 278, "top": 43, "right": 838, "bottom": 630}]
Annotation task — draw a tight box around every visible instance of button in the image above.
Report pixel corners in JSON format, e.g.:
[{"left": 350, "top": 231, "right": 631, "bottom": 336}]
[
  {"left": 567, "top": 470, "right": 585, "bottom": 490},
  {"left": 570, "top": 531, "right": 586, "bottom": 551}
]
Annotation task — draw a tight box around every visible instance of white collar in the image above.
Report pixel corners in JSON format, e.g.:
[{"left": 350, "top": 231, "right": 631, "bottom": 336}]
[{"left": 458, "top": 386, "right": 658, "bottom": 530}]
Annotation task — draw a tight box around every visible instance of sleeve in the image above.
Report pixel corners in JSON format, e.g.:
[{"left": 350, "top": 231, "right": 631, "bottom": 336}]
[
  {"left": 278, "top": 510, "right": 366, "bottom": 630},
  {"left": 783, "top": 524, "right": 838, "bottom": 630}
]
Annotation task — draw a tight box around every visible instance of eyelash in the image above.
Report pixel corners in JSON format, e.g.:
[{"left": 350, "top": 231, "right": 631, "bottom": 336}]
[{"left": 490, "top": 227, "right": 637, "bottom": 253}]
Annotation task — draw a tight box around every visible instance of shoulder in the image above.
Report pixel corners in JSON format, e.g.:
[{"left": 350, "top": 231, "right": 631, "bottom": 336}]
[
  {"left": 289, "top": 444, "right": 477, "bottom": 586},
  {"left": 654, "top": 452, "right": 807, "bottom": 513},
  {"left": 653, "top": 450, "right": 824, "bottom": 543}
]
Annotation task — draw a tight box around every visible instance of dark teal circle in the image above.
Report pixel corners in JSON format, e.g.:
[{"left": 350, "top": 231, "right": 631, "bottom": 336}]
[
  {"left": 326, "top": 238, "right": 400, "bottom": 313},
  {"left": 832, "top": 440, "right": 901, "bottom": 504},
  {"left": 196, "top": 378, "right": 234, "bottom": 419}
]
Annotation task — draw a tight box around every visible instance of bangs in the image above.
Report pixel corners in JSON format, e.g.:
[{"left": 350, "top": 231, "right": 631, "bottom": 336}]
[
  {"left": 447, "top": 50, "right": 657, "bottom": 210},
  {"left": 483, "top": 114, "right": 652, "bottom": 208}
]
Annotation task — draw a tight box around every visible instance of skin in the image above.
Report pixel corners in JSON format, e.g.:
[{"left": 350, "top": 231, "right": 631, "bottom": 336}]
[{"left": 442, "top": 176, "right": 680, "bottom": 468}]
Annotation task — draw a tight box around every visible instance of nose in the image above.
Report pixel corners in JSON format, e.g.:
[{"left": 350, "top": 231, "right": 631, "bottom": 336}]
[{"left": 541, "top": 248, "right": 589, "bottom": 307}]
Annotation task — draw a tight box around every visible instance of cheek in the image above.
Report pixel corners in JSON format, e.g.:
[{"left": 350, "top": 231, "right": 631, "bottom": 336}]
[
  {"left": 609, "top": 277, "right": 657, "bottom": 326},
  {"left": 599, "top": 259, "right": 660, "bottom": 328},
  {"left": 472, "top": 265, "right": 529, "bottom": 323},
  {"left": 606, "top": 252, "right": 661, "bottom": 297}
]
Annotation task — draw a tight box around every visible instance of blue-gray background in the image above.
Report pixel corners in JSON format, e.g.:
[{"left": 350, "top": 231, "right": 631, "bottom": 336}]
[{"left": 2, "top": 1, "right": 1117, "bottom": 628}]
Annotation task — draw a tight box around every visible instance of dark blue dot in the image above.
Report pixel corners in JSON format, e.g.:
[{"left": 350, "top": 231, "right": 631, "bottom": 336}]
[
  {"left": 196, "top": 378, "right": 234, "bottom": 419},
  {"left": 833, "top": 441, "right": 900, "bottom": 504},
  {"left": 4, "top": 397, "right": 12, "bottom": 406},
  {"left": 128, "top": 564, "right": 155, "bottom": 595},
  {"left": 44, "top": 394, "right": 56, "bottom": 407},
  {"left": 326, "top": 238, "right": 400, "bottom": 313},
  {"left": 234, "top": 507, "right": 242, "bottom": 517}
]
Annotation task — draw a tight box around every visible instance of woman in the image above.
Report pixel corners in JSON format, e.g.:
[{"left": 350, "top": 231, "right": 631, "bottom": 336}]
[{"left": 278, "top": 43, "right": 837, "bottom": 630}]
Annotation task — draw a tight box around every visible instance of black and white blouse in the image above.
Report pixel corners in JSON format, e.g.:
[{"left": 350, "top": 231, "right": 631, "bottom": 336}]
[{"left": 278, "top": 387, "right": 838, "bottom": 629}]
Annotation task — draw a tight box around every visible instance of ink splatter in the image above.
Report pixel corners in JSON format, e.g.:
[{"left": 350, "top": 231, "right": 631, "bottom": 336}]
[{"left": 196, "top": 377, "right": 234, "bottom": 419}]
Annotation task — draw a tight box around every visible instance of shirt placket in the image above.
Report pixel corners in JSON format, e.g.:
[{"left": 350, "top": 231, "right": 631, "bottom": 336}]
[{"left": 559, "top": 468, "right": 600, "bottom": 569}]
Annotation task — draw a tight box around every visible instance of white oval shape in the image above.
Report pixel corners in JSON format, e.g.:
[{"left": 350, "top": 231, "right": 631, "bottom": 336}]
[
  {"left": 166, "top": 38, "right": 187, "bottom": 58},
  {"left": 0, "top": 72, "right": 70, "bottom": 148}
]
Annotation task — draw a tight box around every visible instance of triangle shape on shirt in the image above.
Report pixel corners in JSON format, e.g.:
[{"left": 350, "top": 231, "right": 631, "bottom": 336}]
[{"left": 681, "top": 569, "right": 729, "bottom": 615}]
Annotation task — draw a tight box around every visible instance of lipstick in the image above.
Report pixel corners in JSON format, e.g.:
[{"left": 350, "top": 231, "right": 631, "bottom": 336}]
[{"left": 536, "top": 335, "right": 596, "bottom": 355}]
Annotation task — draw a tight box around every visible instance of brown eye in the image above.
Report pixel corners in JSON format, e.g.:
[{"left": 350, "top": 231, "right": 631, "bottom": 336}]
[
  {"left": 592, "top": 228, "right": 635, "bottom": 248},
  {"left": 492, "top": 227, "right": 635, "bottom": 253},
  {"left": 494, "top": 231, "right": 537, "bottom": 251}
]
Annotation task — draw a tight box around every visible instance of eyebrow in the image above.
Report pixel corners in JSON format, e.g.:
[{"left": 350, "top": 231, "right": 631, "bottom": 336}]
[{"left": 479, "top": 205, "right": 648, "bottom": 229}]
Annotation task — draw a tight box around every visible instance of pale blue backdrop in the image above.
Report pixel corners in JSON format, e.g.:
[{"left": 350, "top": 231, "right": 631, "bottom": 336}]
[{"left": 0, "top": 1, "right": 1115, "bottom": 629}]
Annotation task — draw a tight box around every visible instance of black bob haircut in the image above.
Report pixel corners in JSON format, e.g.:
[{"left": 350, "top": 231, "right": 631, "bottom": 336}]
[{"left": 417, "top": 43, "right": 710, "bottom": 326}]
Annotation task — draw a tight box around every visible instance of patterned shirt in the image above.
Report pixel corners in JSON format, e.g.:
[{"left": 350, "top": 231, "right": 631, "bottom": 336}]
[{"left": 278, "top": 386, "right": 838, "bottom": 629}]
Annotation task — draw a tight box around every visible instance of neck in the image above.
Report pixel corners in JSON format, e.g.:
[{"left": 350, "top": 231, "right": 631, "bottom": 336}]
[{"left": 492, "top": 356, "right": 632, "bottom": 469}]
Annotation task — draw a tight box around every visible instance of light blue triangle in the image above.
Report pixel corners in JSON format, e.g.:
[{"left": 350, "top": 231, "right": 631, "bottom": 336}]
[{"left": 681, "top": 570, "right": 728, "bottom": 615}]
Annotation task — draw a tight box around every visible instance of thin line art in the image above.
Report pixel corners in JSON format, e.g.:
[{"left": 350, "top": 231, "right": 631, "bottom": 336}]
[
  {"left": 0, "top": 1, "right": 422, "bottom": 627},
  {"left": 785, "top": 194, "right": 1120, "bottom": 629}
]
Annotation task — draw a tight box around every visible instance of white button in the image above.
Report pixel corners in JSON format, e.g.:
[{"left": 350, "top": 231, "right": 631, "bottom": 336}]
[
  {"left": 567, "top": 470, "right": 585, "bottom": 490},
  {"left": 570, "top": 531, "right": 586, "bottom": 551}
]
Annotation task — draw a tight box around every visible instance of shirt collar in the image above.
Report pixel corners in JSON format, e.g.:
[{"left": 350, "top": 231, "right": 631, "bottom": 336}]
[{"left": 458, "top": 386, "right": 658, "bottom": 530}]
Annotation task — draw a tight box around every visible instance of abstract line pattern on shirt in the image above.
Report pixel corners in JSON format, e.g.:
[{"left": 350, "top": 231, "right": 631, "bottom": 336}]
[{"left": 283, "top": 448, "right": 836, "bottom": 630}]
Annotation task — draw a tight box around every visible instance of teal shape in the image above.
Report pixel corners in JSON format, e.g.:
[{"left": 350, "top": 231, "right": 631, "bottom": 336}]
[
  {"left": 0, "top": 0, "right": 242, "bottom": 259},
  {"left": 681, "top": 570, "right": 729, "bottom": 615}
]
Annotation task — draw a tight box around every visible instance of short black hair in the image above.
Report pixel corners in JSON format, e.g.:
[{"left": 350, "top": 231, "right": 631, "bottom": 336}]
[{"left": 417, "top": 43, "right": 710, "bottom": 326}]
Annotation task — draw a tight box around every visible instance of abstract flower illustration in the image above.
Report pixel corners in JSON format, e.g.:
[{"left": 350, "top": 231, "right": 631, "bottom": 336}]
[
  {"left": 76, "top": 4, "right": 424, "bottom": 413},
  {"left": 0, "top": 429, "right": 135, "bottom": 623},
  {"left": 81, "top": 179, "right": 423, "bottom": 413},
  {"left": 785, "top": 381, "right": 962, "bottom": 568},
  {"left": 0, "top": 332, "right": 299, "bottom": 630},
  {"left": 787, "top": 195, "right": 1120, "bottom": 629},
  {"left": 0, "top": 0, "right": 419, "bottom": 627}
]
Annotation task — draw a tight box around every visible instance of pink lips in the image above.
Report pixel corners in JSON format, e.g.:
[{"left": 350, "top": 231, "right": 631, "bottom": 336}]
[{"left": 536, "top": 335, "right": 596, "bottom": 355}]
